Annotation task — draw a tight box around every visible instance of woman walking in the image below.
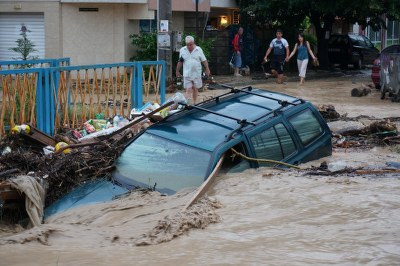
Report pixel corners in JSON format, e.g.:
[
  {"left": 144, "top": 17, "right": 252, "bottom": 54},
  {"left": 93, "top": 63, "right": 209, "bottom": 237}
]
[
  {"left": 287, "top": 33, "right": 317, "bottom": 84},
  {"left": 232, "top": 27, "right": 244, "bottom": 77}
]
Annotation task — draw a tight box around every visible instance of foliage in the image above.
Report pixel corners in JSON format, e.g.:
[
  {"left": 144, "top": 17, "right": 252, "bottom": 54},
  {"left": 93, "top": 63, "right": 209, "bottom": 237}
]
[
  {"left": 181, "top": 33, "right": 215, "bottom": 60},
  {"left": 172, "top": 33, "right": 214, "bottom": 77},
  {"left": 9, "top": 25, "right": 38, "bottom": 61},
  {"left": 238, "top": 0, "right": 400, "bottom": 66},
  {"left": 129, "top": 30, "right": 214, "bottom": 70},
  {"left": 129, "top": 32, "right": 157, "bottom": 61},
  {"left": 303, "top": 33, "right": 317, "bottom": 47}
]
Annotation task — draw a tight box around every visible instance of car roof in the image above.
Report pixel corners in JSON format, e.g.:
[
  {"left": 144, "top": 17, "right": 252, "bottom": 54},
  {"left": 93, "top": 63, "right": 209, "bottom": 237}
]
[
  {"left": 146, "top": 88, "right": 302, "bottom": 151},
  {"left": 382, "top": 45, "right": 400, "bottom": 54}
]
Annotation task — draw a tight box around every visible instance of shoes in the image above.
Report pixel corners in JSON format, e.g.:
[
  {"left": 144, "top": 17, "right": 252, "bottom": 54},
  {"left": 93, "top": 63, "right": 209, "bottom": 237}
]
[{"left": 234, "top": 73, "right": 243, "bottom": 77}]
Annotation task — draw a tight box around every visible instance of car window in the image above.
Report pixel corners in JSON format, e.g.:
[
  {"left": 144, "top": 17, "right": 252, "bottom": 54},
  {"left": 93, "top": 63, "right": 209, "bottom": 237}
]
[
  {"left": 289, "top": 109, "right": 323, "bottom": 145},
  {"left": 357, "top": 36, "right": 367, "bottom": 47},
  {"left": 250, "top": 123, "right": 296, "bottom": 166},
  {"left": 364, "top": 37, "right": 375, "bottom": 48},
  {"left": 349, "top": 35, "right": 359, "bottom": 45},
  {"left": 251, "top": 127, "right": 283, "bottom": 163},
  {"left": 113, "top": 133, "right": 211, "bottom": 194},
  {"left": 274, "top": 123, "right": 296, "bottom": 157}
]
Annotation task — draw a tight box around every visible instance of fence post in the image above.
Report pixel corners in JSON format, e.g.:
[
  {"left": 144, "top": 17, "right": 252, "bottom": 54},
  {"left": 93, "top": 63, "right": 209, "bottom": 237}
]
[
  {"left": 130, "top": 64, "right": 136, "bottom": 109},
  {"left": 136, "top": 62, "right": 143, "bottom": 108},
  {"left": 160, "top": 61, "right": 166, "bottom": 104},
  {"left": 35, "top": 69, "right": 44, "bottom": 131},
  {"left": 44, "top": 68, "right": 52, "bottom": 134}
]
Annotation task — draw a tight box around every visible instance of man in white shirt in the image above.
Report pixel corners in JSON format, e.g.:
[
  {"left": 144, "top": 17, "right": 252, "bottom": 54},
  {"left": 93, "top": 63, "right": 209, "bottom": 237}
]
[
  {"left": 176, "top": 36, "right": 211, "bottom": 104},
  {"left": 264, "top": 29, "right": 290, "bottom": 84}
]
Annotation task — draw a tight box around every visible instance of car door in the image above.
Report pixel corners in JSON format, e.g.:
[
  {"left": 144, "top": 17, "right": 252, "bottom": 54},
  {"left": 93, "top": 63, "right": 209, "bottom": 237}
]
[{"left": 246, "top": 120, "right": 298, "bottom": 167}]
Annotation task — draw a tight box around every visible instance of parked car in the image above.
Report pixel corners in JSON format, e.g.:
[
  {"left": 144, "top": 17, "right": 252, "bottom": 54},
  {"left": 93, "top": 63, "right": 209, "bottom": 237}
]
[
  {"left": 378, "top": 45, "right": 400, "bottom": 101},
  {"left": 328, "top": 34, "right": 379, "bottom": 69},
  {"left": 45, "top": 87, "right": 332, "bottom": 217}
]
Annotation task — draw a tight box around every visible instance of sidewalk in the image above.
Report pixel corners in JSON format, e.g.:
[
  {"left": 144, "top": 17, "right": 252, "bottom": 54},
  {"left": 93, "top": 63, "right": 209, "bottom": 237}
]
[{"left": 210, "top": 68, "right": 371, "bottom": 89}]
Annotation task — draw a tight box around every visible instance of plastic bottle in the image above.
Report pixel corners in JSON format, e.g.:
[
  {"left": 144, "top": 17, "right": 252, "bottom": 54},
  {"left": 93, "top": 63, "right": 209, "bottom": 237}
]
[{"left": 113, "top": 115, "right": 120, "bottom": 127}]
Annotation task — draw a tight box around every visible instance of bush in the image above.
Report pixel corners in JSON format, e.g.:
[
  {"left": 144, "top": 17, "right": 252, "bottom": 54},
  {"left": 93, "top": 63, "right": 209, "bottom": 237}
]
[{"left": 129, "top": 32, "right": 157, "bottom": 61}]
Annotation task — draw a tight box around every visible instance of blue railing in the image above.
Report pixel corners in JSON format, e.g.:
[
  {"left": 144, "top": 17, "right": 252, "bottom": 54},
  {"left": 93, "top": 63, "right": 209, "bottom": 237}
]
[
  {"left": 0, "top": 57, "right": 70, "bottom": 69},
  {"left": 0, "top": 59, "right": 166, "bottom": 136}
]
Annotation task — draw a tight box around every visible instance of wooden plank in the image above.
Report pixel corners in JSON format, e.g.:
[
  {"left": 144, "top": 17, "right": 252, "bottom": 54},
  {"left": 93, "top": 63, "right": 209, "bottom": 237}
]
[
  {"left": 25, "top": 125, "right": 56, "bottom": 147},
  {"left": 0, "top": 182, "right": 22, "bottom": 201},
  {"left": 355, "top": 169, "right": 400, "bottom": 175},
  {"left": 183, "top": 155, "right": 225, "bottom": 211}
]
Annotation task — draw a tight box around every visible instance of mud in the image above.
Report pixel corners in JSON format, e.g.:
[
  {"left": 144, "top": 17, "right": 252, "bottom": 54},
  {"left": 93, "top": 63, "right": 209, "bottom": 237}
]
[{"left": 1, "top": 75, "right": 400, "bottom": 265}]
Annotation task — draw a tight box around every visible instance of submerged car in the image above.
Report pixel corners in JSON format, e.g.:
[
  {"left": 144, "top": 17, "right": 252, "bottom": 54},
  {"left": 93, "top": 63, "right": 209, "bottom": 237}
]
[{"left": 45, "top": 87, "right": 332, "bottom": 216}]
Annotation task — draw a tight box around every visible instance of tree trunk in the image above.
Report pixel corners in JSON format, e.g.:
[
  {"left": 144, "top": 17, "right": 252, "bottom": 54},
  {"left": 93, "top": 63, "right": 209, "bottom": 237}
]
[{"left": 311, "top": 12, "right": 334, "bottom": 69}]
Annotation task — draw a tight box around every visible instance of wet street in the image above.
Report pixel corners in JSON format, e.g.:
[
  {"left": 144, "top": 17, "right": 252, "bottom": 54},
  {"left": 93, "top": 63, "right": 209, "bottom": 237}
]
[{"left": 1, "top": 73, "right": 400, "bottom": 265}]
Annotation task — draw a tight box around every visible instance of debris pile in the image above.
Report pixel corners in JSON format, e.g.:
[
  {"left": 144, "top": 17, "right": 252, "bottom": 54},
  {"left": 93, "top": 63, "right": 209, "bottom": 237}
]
[
  {"left": 332, "top": 120, "right": 399, "bottom": 148},
  {"left": 0, "top": 98, "right": 182, "bottom": 226},
  {"left": 317, "top": 104, "right": 341, "bottom": 121},
  {"left": 351, "top": 84, "right": 373, "bottom": 97},
  {"left": 304, "top": 161, "right": 400, "bottom": 177}
]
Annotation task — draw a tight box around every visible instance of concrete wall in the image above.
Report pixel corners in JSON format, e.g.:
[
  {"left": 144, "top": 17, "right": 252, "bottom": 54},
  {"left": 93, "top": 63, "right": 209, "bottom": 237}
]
[
  {"left": 171, "top": 11, "right": 184, "bottom": 32},
  {"left": 61, "top": 3, "right": 128, "bottom": 65},
  {"left": 0, "top": 0, "right": 62, "bottom": 58}
]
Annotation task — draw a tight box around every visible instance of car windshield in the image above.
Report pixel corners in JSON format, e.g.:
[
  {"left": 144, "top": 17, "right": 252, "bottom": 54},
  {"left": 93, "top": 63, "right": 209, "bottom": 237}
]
[{"left": 112, "top": 133, "right": 211, "bottom": 194}]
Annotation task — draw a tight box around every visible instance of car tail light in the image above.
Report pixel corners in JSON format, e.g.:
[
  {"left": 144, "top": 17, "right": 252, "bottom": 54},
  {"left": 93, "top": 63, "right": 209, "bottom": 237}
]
[{"left": 373, "top": 58, "right": 381, "bottom": 66}]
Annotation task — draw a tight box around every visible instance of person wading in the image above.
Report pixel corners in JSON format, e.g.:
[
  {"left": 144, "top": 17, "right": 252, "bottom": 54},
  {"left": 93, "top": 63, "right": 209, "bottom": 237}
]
[
  {"left": 176, "top": 36, "right": 211, "bottom": 104},
  {"left": 264, "top": 29, "right": 290, "bottom": 84},
  {"left": 232, "top": 27, "right": 244, "bottom": 77},
  {"left": 287, "top": 33, "right": 317, "bottom": 84}
]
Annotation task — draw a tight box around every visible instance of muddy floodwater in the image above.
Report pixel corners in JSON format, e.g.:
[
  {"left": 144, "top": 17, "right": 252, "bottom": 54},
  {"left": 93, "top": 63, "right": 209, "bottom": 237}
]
[{"left": 1, "top": 75, "right": 400, "bottom": 265}]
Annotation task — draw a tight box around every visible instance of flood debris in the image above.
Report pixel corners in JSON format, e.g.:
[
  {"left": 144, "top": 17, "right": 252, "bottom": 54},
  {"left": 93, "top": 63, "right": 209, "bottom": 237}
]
[
  {"left": 332, "top": 120, "right": 399, "bottom": 148},
  {"left": 351, "top": 84, "right": 372, "bottom": 97},
  {"left": 304, "top": 161, "right": 400, "bottom": 177},
  {"left": 135, "top": 197, "right": 221, "bottom": 246},
  {"left": 317, "top": 104, "right": 341, "bottom": 121}
]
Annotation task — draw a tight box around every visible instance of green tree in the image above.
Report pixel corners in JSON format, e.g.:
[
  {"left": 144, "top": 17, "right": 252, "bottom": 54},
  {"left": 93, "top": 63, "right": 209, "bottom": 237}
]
[
  {"left": 10, "top": 25, "right": 38, "bottom": 61},
  {"left": 238, "top": 0, "right": 400, "bottom": 67},
  {"left": 129, "top": 32, "right": 157, "bottom": 61}
]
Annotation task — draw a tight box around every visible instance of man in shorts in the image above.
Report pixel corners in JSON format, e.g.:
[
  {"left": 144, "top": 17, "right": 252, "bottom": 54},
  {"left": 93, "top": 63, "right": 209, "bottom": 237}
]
[
  {"left": 176, "top": 36, "right": 211, "bottom": 104},
  {"left": 263, "top": 29, "right": 289, "bottom": 84}
]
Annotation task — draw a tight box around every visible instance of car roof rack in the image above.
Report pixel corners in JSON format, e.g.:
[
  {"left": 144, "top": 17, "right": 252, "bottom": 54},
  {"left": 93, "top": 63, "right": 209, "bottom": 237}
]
[
  {"left": 167, "top": 84, "right": 304, "bottom": 137},
  {"left": 200, "top": 84, "right": 304, "bottom": 107},
  {"left": 182, "top": 104, "right": 256, "bottom": 126}
]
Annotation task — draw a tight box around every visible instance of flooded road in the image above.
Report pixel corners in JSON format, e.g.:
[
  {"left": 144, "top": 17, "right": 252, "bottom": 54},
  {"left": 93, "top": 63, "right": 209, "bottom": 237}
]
[
  {"left": 1, "top": 75, "right": 400, "bottom": 265},
  {"left": 1, "top": 148, "right": 400, "bottom": 265}
]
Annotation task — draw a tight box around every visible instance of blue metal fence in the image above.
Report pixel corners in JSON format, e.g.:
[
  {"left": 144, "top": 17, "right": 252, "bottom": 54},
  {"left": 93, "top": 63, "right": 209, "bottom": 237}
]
[
  {"left": 0, "top": 58, "right": 70, "bottom": 70},
  {"left": 0, "top": 59, "right": 166, "bottom": 136}
]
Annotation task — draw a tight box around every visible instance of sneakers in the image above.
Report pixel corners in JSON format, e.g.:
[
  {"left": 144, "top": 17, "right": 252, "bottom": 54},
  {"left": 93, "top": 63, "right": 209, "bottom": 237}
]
[{"left": 234, "top": 73, "right": 243, "bottom": 77}]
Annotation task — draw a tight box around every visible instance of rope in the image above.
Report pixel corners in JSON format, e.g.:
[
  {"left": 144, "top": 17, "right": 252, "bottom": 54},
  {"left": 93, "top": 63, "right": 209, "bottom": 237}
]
[{"left": 230, "top": 148, "right": 304, "bottom": 170}]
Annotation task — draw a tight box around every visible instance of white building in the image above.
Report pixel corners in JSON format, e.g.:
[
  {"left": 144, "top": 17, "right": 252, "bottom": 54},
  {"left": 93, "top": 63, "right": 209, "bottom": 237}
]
[{"left": 0, "top": 0, "right": 238, "bottom": 64}]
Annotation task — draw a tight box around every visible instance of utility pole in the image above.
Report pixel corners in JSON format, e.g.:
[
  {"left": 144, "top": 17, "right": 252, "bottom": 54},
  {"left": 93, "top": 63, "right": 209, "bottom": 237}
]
[
  {"left": 195, "top": 0, "right": 199, "bottom": 37},
  {"left": 157, "top": 0, "right": 172, "bottom": 81}
]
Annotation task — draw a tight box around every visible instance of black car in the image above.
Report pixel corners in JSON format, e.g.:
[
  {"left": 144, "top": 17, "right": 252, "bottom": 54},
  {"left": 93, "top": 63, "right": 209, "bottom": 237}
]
[{"left": 328, "top": 34, "right": 379, "bottom": 69}]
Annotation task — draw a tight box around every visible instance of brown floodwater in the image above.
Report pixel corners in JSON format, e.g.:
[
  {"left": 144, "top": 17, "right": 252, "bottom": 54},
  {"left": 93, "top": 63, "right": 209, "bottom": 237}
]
[{"left": 1, "top": 76, "right": 400, "bottom": 265}]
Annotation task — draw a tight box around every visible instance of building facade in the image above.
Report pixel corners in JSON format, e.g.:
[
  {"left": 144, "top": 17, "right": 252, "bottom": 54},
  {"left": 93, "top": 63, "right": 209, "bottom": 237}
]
[
  {"left": 0, "top": 0, "right": 239, "bottom": 65},
  {"left": 352, "top": 17, "right": 400, "bottom": 50}
]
